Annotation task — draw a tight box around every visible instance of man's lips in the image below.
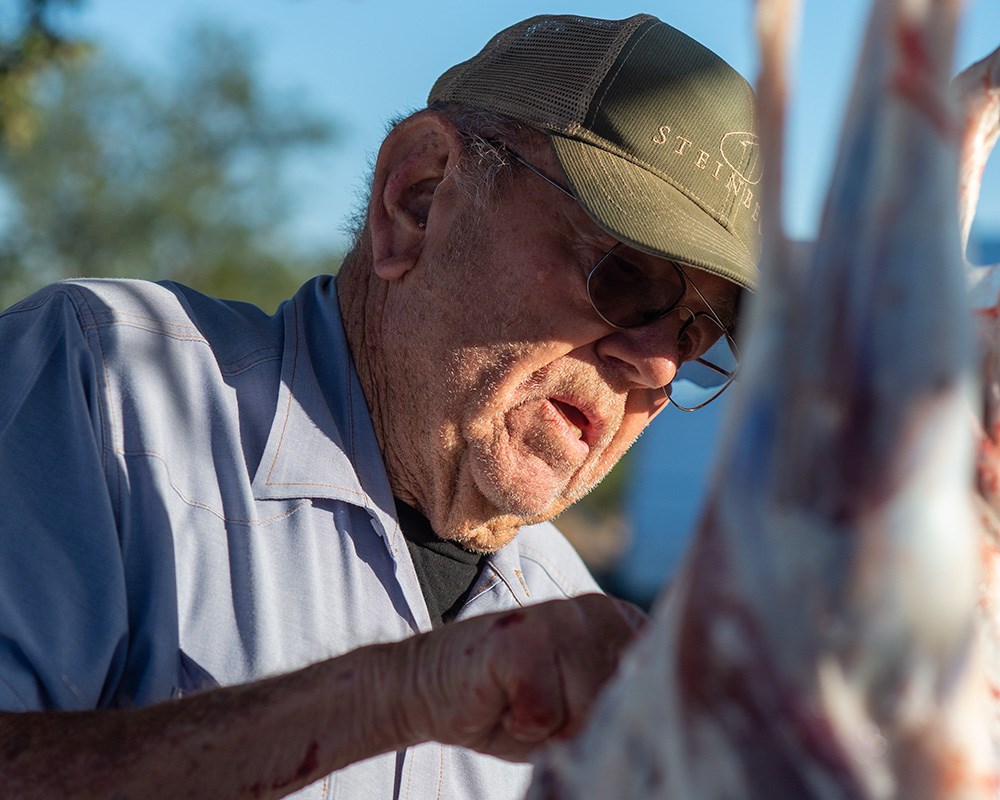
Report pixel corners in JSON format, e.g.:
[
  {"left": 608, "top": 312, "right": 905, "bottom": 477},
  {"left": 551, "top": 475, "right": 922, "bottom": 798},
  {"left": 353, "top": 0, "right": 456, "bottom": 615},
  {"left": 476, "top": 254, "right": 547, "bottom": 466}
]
[{"left": 549, "top": 398, "right": 599, "bottom": 447}]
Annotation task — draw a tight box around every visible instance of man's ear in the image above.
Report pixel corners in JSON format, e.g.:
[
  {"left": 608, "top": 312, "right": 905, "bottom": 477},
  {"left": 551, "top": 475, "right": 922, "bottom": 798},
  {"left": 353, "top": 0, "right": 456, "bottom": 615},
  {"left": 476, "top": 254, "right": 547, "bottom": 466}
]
[{"left": 369, "top": 111, "right": 465, "bottom": 282}]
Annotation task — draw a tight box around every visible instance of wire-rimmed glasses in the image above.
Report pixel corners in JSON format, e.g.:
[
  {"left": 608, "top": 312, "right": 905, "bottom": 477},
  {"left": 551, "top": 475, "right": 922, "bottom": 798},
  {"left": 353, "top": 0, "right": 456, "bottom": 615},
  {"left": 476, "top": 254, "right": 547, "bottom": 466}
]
[{"left": 506, "top": 148, "right": 741, "bottom": 411}]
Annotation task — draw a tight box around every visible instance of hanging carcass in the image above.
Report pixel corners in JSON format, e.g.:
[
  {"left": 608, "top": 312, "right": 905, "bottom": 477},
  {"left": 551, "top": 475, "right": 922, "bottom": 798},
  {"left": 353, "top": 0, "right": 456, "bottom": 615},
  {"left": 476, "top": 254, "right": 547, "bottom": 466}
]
[{"left": 527, "top": 0, "right": 1000, "bottom": 796}]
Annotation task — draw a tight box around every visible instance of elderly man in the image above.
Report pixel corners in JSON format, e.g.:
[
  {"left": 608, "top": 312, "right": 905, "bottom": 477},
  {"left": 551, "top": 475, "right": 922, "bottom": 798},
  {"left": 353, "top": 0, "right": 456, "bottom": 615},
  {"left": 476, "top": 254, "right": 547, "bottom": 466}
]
[{"left": 0, "top": 12, "right": 758, "bottom": 800}]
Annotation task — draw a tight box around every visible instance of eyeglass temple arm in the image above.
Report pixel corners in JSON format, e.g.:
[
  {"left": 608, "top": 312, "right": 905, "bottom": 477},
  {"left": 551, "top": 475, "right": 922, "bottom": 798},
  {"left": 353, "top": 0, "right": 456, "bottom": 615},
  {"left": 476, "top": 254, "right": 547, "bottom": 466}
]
[
  {"left": 512, "top": 144, "right": 741, "bottom": 389},
  {"left": 693, "top": 357, "right": 736, "bottom": 379},
  {"left": 506, "top": 149, "right": 578, "bottom": 201}
]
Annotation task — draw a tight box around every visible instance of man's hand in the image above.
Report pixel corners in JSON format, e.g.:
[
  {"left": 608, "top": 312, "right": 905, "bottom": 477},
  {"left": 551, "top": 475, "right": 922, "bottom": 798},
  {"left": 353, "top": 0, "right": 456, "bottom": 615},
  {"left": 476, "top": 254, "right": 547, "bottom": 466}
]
[
  {"left": 400, "top": 594, "right": 647, "bottom": 761},
  {"left": 0, "top": 595, "right": 644, "bottom": 799}
]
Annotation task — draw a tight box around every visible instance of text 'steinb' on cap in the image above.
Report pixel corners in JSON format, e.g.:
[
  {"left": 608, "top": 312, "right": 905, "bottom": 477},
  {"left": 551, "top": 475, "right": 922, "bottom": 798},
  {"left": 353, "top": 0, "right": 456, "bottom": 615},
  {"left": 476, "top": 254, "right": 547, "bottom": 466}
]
[{"left": 429, "top": 14, "right": 761, "bottom": 290}]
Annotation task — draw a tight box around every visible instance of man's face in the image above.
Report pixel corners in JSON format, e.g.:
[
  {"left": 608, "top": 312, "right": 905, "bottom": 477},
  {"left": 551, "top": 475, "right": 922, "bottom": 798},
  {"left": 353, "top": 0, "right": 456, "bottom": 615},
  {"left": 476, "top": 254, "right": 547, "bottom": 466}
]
[{"left": 378, "top": 144, "right": 738, "bottom": 548}]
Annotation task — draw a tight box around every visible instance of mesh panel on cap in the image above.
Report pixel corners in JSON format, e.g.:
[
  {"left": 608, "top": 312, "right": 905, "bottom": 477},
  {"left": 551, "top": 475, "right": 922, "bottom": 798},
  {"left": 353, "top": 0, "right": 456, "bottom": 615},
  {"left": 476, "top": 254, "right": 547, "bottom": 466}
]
[{"left": 430, "top": 15, "right": 652, "bottom": 133}]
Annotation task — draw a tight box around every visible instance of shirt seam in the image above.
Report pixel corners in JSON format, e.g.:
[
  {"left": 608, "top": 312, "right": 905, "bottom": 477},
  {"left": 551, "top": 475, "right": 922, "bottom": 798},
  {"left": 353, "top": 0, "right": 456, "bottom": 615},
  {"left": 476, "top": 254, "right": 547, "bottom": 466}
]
[
  {"left": 60, "top": 285, "right": 120, "bottom": 519},
  {"left": 402, "top": 746, "right": 415, "bottom": 800},
  {"left": 463, "top": 575, "right": 502, "bottom": 604},
  {"left": 436, "top": 745, "right": 444, "bottom": 800},
  {"left": 264, "top": 299, "right": 301, "bottom": 487},
  {"left": 0, "top": 670, "right": 30, "bottom": 711},
  {"left": 60, "top": 299, "right": 283, "bottom": 375},
  {"left": 257, "top": 295, "right": 371, "bottom": 498},
  {"left": 515, "top": 542, "right": 589, "bottom": 596},
  {"left": 119, "top": 449, "right": 311, "bottom": 526},
  {"left": 79, "top": 310, "right": 202, "bottom": 335},
  {"left": 482, "top": 564, "right": 526, "bottom": 607}
]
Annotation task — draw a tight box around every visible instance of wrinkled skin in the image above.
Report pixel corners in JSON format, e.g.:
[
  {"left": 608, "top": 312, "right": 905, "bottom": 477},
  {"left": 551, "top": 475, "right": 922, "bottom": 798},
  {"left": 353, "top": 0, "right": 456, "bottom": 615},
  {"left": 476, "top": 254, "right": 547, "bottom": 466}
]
[
  {"left": 337, "top": 114, "right": 735, "bottom": 553},
  {"left": 0, "top": 593, "right": 644, "bottom": 800}
]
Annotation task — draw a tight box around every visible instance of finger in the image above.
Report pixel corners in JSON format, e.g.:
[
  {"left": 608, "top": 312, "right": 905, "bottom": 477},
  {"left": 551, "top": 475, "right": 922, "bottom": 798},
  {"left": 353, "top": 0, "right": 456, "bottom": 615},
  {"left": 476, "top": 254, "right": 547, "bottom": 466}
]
[
  {"left": 491, "top": 614, "right": 566, "bottom": 744},
  {"left": 610, "top": 596, "right": 650, "bottom": 632},
  {"left": 549, "top": 595, "right": 641, "bottom": 738},
  {"left": 573, "top": 593, "right": 646, "bottom": 649},
  {"left": 502, "top": 683, "right": 565, "bottom": 745}
]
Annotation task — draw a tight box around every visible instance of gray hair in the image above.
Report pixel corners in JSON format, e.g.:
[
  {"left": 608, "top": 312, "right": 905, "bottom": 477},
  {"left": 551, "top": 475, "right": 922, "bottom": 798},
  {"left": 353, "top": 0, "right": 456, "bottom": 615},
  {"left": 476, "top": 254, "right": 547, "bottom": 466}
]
[
  {"left": 432, "top": 104, "right": 549, "bottom": 207},
  {"left": 341, "top": 107, "right": 549, "bottom": 260}
]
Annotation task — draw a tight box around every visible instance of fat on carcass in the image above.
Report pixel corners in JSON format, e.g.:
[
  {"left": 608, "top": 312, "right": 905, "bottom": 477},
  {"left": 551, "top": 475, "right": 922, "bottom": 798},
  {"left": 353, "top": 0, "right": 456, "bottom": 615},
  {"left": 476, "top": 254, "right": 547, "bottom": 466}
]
[
  {"left": 958, "top": 43, "right": 1000, "bottom": 270},
  {"left": 959, "top": 36, "right": 1000, "bottom": 778},
  {"left": 526, "top": 0, "right": 998, "bottom": 797}
]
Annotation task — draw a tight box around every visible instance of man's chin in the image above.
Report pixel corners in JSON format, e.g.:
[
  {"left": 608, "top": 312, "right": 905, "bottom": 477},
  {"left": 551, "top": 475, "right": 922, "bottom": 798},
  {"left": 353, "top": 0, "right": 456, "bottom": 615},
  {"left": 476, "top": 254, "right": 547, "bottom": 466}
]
[
  {"left": 440, "top": 496, "right": 565, "bottom": 554},
  {"left": 431, "top": 439, "right": 601, "bottom": 551},
  {"left": 471, "top": 452, "right": 592, "bottom": 525}
]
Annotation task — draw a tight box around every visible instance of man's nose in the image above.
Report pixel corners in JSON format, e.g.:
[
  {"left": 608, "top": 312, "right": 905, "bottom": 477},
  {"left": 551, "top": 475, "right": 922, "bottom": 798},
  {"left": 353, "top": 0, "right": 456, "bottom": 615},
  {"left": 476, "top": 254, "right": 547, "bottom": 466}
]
[{"left": 594, "top": 316, "right": 682, "bottom": 391}]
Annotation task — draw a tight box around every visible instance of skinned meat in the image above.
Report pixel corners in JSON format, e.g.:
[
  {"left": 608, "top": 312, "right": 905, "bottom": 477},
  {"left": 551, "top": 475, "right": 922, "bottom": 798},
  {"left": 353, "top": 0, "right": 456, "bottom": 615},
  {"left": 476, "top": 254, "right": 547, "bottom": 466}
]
[{"left": 527, "top": 1, "right": 1000, "bottom": 797}]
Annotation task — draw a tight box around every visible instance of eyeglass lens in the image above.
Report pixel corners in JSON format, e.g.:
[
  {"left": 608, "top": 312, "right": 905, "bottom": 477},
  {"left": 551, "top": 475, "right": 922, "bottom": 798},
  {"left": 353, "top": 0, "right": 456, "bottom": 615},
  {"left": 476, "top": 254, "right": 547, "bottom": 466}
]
[
  {"left": 588, "top": 245, "right": 738, "bottom": 411},
  {"left": 671, "top": 319, "right": 738, "bottom": 410},
  {"left": 586, "top": 245, "right": 686, "bottom": 328},
  {"left": 503, "top": 146, "right": 739, "bottom": 411}
]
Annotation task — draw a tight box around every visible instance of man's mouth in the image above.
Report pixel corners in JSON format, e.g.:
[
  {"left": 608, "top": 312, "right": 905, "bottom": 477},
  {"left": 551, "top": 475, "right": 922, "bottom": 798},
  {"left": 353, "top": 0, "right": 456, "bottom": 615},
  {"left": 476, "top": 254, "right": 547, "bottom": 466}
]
[{"left": 550, "top": 398, "right": 592, "bottom": 445}]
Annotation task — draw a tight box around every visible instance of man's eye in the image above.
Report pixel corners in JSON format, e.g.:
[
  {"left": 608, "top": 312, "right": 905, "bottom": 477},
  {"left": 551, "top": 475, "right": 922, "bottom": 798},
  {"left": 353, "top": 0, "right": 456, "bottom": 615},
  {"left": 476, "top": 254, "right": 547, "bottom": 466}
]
[
  {"left": 603, "top": 255, "right": 645, "bottom": 289},
  {"left": 677, "top": 326, "right": 698, "bottom": 361},
  {"left": 679, "top": 317, "right": 723, "bottom": 361}
]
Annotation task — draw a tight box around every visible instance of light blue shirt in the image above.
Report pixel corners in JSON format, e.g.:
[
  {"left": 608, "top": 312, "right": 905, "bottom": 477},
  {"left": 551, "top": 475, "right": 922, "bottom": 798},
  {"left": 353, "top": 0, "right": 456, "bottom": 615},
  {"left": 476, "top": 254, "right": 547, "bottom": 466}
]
[{"left": 0, "top": 275, "right": 601, "bottom": 799}]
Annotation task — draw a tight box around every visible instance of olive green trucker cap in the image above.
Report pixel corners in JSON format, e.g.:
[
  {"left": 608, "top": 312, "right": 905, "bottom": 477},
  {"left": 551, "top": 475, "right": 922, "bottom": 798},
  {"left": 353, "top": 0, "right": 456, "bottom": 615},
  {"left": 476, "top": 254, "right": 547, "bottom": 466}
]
[{"left": 429, "top": 14, "right": 761, "bottom": 290}]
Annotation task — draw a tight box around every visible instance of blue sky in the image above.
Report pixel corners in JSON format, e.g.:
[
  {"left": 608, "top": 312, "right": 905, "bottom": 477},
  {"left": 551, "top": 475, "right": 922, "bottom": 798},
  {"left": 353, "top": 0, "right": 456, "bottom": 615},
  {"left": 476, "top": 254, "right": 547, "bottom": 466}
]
[{"left": 71, "top": 0, "right": 1000, "bottom": 255}]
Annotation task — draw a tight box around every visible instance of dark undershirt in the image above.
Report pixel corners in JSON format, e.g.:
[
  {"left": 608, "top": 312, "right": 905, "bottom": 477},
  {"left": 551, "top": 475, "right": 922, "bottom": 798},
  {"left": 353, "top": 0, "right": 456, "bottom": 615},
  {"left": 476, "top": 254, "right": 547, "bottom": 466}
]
[{"left": 394, "top": 498, "right": 486, "bottom": 628}]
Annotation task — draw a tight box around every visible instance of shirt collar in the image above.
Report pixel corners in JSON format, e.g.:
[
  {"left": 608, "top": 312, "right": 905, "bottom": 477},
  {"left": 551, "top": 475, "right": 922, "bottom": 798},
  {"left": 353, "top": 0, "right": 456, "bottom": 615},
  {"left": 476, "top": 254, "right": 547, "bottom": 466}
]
[
  {"left": 251, "top": 275, "right": 395, "bottom": 521},
  {"left": 249, "top": 277, "right": 540, "bottom": 612}
]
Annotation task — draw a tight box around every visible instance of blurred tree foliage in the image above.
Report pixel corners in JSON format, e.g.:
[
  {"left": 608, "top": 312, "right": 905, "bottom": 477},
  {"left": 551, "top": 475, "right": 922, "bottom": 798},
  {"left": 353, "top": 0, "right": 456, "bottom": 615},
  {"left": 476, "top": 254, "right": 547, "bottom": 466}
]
[
  {"left": 1, "top": 0, "right": 88, "bottom": 150},
  {"left": 0, "top": 3, "right": 633, "bottom": 539},
  {"left": 0, "top": 18, "right": 340, "bottom": 311}
]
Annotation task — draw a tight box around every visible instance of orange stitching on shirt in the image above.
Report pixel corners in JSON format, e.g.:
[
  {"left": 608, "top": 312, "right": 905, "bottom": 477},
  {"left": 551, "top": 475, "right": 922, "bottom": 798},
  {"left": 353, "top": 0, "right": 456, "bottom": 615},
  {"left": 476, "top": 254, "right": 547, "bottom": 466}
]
[
  {"left": 68, "top": 286, "right": 121, "bottom": 520},
  {"left": 256, "top": 298, "right": 373, "bottom": 496},
  {"left": 517, "top": 542, "right": 588, "bottom": 594},
  {"left": 78, "top": 301, "right": 282, "bottom": 373},
  {"left": 483, "top": 564, "right": 525, "bottom": 608},
  {"left": 84, "top": 308, "right": 201, "bottom": 332},
  {"left": 463, "top": 575, "right": 501, "bottom": 605},
  {"left": 436, "top": 746, "right": 444, "bottom": 800},
  {"left": 119, "top": 446, "right": 371, "bottom": 502},
  {"left": 258, "top": 480, "right": 369, "bottom": 497},
  {"left": 215, "top": 348, "right": 282, "bottom": 376},
  {"left": 402, "top": 748, "right": 414, "bottom": 799},
  {"left": 265, "top": 300, "right": 300, "bottom": 487},
  {"left": 116, "top": 449, "right": 311, "bottom": 525}
]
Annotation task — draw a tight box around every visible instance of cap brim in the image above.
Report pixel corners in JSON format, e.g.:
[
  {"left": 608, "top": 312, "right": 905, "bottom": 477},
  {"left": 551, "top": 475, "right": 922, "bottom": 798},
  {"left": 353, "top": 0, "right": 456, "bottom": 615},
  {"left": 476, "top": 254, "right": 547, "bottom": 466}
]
[{"left": 550, "top": 135, "right": 759, "bottom": 291}]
